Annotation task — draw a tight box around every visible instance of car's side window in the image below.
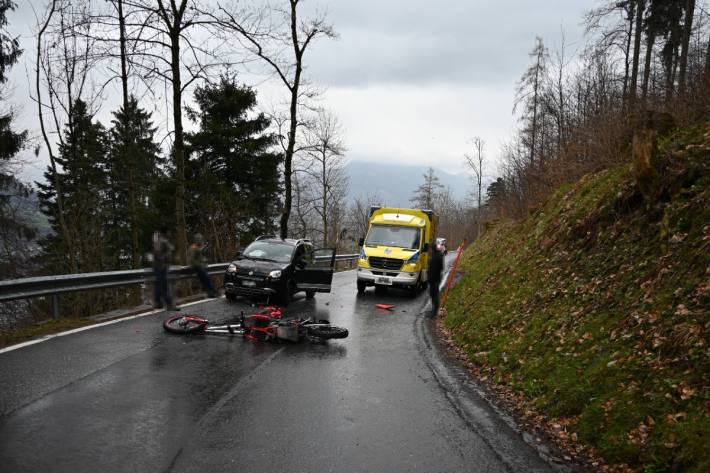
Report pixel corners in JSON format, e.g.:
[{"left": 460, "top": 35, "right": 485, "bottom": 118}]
[{"left": 303, "top": 245, "right": 315, "bottom": 265}]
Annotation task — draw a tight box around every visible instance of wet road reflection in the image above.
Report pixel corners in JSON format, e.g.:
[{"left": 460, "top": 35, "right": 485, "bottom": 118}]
[{"left": 0, "top": 269, "right": 556, "bottom": 473}]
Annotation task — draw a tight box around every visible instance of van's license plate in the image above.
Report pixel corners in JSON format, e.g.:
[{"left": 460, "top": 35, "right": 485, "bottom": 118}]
[{"left": 376, "top": 277, "right": 392, "bottom": 286}]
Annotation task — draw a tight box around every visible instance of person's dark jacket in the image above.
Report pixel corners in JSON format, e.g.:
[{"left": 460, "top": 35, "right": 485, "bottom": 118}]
[{"left": 427, "top": 248, "right": 444, "bottom": 293}]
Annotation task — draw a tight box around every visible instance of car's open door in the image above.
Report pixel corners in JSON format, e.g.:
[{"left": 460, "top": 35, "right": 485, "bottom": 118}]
[{"left": 294, "top": 248, "right": 335, "bottom": 292}]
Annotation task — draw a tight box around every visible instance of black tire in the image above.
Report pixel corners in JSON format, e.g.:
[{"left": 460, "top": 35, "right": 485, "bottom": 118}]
[
  {"left": 356, "top": 280, "right": 366, "bottom": 294},
  {"left": 279, "top": 279, "right": 294, "bottom": 305},
  {"left": 306, "top": 290, "right": 316, "bottom": 299},
  {"left": 163, "top": 315, "right": 207, "bottom": 334},
  {"left": 225, "top": 293, "right": 237, "bottom": 302},
  {"left": 307, "top": 325, "right": 349, "bottom": 339},
  {"left": 409, "top": 274, "right": 422, "bottom": 298}
]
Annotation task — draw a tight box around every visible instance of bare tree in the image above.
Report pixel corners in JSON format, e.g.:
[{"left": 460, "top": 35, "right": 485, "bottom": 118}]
[
  {"left": 348, "top": 191, "right": 383, "bottom": 247},
  {"left": 410, "top": 167, "right": 443, "bottom": 211},
  {"left": 116, "top": 0, "right": 224, "bottom": 263},
  {"left": 32, "top": 0, "right": 100, "bottom": 273},
  {"left": 464, "top": 137, "right": 485, "bottom": 238},
  {"left": 302, "top": 110, "right": 347, "bottom": 246},
  {"left": 291, "top": 170, "right": 316, "bottom": 240},
  {"left": 213, "top": 0, "right": 337, "bottom": 239}
]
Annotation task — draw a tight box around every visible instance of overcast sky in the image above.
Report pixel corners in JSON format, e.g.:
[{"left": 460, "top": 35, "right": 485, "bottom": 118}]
[{"left": 10, "top": 0, "right": 593, "bottom": 184}]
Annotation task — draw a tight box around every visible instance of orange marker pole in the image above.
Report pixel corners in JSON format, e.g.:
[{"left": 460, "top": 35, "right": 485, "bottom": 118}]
[{"left": 441, "top": 239, "right": 466, "bottom": 309}]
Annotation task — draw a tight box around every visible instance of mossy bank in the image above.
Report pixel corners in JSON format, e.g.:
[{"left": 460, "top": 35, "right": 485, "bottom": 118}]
[{"left": 445, "top": 124, "right": 709, "bottom": 472}]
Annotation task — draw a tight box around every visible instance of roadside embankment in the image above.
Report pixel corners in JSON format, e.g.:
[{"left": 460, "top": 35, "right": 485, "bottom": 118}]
[{"left": 444, "top": 124, "right": 709, "bottom": 472}]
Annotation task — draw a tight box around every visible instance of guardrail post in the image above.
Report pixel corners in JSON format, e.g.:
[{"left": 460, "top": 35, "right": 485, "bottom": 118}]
[{"left": 51, "top": 294, "right": 60, "bottom": 320}]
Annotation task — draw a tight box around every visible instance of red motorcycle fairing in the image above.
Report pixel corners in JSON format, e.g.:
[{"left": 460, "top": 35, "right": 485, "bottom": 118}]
[{"left": 243, "top": 314, "right": 277, "bottom": 342}]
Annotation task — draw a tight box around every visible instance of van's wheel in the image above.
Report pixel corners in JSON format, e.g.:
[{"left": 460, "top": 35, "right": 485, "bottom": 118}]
[
  {"left": 408, "top": 279, "right": 420, "bottom": 298},
  {"left": 409, "top": 273, "right": 424, "bottom": 298},
  {"left": 357, "top": 280, "right": 366, "bottom": 294},
  {"left": 306, "top": 290, "right": 315, "bottom": 299},
  {"left": 226, "top": 293, "right": 237, "bottom": 302}
]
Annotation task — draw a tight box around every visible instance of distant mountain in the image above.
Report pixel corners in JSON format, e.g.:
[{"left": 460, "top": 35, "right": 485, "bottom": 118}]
[{"left": 344, "top": 161, "right": 473, "bottom": 206}]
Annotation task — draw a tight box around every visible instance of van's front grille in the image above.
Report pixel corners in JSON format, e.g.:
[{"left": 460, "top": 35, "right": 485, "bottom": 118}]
[{"left": 368, "top": 257, "right": 403, "bottom": 271}]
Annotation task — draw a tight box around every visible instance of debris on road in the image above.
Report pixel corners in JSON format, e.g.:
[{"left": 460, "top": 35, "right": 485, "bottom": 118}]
[{"left": 375, "top": 304, "right": 396, "bottom": 311}]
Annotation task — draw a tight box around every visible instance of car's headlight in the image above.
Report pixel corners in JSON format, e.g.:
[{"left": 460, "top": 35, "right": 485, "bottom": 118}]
[
  {"left": 227, "top": 264, "right": 237, "bottom": 273},
  {"left": 406, "top": 251, "right": 420, "bottom": 265},
  {"left": 359, "top": 248, "right": 367, "bottom": 261},
  {"left": 269, "top": 270, "right": 282, "bottom": 279}
]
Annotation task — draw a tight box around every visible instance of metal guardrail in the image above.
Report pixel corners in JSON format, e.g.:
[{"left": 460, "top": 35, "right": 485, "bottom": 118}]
[{"left": 0, "top": 254, "right": 359, "bottom": 319}]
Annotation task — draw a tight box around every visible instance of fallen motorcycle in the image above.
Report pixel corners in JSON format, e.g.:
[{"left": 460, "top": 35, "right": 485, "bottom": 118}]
[{"left": 163, "top": 306, "right": 348, "bottom": 343}]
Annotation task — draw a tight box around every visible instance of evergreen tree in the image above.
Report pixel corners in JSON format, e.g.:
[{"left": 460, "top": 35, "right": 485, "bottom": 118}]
[
  {"left": 186, "top": 75, "right": 282, "bottom": 254},
  {"left": 106, "top": 96, "right": 162, "bottom": 269},
  {"left": 0, "top": 0, "right": 30, "bottom": 277},
  {"left": 37, "top": 99, "right": 108, "bottom": 274}
]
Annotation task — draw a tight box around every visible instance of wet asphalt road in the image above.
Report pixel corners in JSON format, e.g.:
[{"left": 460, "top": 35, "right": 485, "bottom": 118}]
[{"left": 0, "top": 269, "right": 562, "bottom": 473}]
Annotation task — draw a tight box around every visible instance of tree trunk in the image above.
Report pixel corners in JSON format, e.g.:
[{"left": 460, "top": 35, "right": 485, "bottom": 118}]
[
  {"left": 322, "top": 150, "right": 328, "bottom": 246},
  {"left": 623, "top": 1, "right": 636, "bottom": 107},
  {"left": 281, "top": 81, "right": 298, "bottom": 239},
  {"left": 36, "top": 0, "right": 76, "bottom": 273},
  {"left": 642, "top": 32, "right": 656, "bottom": 104},
  {"left": 678, "top": 0, "right": 695, "bottom": 96},
  {"left": 117, "top": 0, "right": 129, "bottom": 107},
  {"left": 530, "top": 64, "right": 539, "bottom": 167},
  {"left": 128, "top": 168, "right": 140, "bottom": 269},
  {"left": 629, "top": 0, "right": 645, "bottom": 108},
  {"left": 171, "top": 28, "right": 187, "bottom": 263},
  {"left": 280, "top": 0, "right": 304, "bottom": 240},
  {"left": 704, "top": 39, "right": 710, "bottom": 92}
]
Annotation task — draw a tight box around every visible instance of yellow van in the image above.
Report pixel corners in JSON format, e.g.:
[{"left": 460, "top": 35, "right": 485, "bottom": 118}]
[{"left": 356, "top": 207, "right": 438, "bottom": 295}]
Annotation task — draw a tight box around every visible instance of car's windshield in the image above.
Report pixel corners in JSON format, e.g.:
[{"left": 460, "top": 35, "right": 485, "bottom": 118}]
[
  {"left": 242, "top": 241, "right": 294, "bottom": 263},
  {"left": 365, "top": 225, "right": 421, "bottom": 249}
]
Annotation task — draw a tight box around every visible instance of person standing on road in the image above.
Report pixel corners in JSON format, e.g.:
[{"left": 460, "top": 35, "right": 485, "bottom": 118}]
[
  {"left": 427, "top": 242, "right": 445, "bottom": 318},
  {"left": 188, "top": 233, "right": 218, "bottom": 298},
  {"left": 152, "top": 226, "right": 180, "bottom": 311}
]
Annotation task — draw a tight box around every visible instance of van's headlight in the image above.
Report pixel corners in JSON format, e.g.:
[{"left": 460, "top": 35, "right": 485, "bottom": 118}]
[
  {"left": 227, "top": 264, "right": 237, "bottom": 273},
  {"left": 359, "top": 248, "right": 368, "bottom": 261},
  {"left": 269, "top": 270, "right": 282, "bottom": 279},
  {"left": 405, "top": 251, "right": 420, "bottom": 265}
]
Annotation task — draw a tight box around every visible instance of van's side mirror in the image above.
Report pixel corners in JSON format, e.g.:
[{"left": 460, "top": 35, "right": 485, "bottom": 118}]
[
  {"left": 422, "top": 242, "right": 429, "bottom": 252},
  {"left": 358, "top": 237, "right": 364, "bottom": 247}
]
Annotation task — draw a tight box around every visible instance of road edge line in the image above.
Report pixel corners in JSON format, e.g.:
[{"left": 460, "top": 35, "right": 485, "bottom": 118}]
[{"left": 0, "top": 297, "right": 219, "bottom": 355}]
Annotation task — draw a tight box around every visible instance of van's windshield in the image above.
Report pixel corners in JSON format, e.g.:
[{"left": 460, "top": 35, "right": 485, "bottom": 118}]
[{"left": 365, "top": 225, "right": 420, "bottom": 249}]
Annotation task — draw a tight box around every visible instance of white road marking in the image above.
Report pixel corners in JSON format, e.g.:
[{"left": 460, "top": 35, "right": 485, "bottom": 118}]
[{"left": 0, "top": 297, "right": 219, "bottom": 355}]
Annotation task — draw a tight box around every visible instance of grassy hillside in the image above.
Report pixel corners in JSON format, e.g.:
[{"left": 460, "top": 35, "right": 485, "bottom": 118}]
[{"left": 444, "top": 124, "right": 709, "bottom": 472}]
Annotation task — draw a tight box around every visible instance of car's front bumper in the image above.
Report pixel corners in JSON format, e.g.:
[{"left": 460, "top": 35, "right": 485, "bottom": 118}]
[{"left": 224, "top": 275, "right": 279, "bottom": 296}]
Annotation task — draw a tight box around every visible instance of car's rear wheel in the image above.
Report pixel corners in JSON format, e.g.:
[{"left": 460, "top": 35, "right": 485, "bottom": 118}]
[{"left": 306, "top": 290, "right": 315, "bottom": 299}]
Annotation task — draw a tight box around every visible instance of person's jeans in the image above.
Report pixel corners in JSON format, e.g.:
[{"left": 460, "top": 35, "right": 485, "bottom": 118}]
[
  {"left": 429, "top": 286, "right": 440, "bottom": 317},
  {"left": 153, "top": 266, "right": 173, "bottom": 307},
  {"left": 194, "top": 265, "right": 217, "bottom": 296}
]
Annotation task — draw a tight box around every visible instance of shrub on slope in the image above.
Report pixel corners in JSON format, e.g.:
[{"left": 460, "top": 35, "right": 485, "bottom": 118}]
[{"left": 445, "top": 124, "right": 709, "bottom": 472}]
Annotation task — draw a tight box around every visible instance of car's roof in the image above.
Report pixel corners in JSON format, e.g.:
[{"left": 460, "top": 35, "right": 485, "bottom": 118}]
[{"left": 254, "top": 237, "right": 310, "bottom": 247}]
